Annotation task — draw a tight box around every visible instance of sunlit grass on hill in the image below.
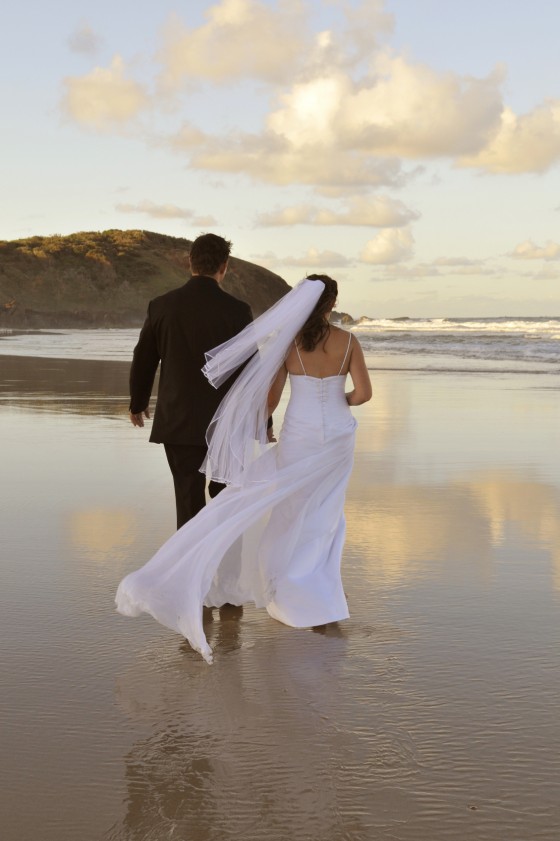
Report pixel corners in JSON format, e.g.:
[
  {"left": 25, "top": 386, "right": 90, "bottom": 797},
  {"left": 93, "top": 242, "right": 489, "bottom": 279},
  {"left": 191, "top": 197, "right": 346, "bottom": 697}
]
[{"left": 0, "top": 230, "right": 290, "bottom": 327}]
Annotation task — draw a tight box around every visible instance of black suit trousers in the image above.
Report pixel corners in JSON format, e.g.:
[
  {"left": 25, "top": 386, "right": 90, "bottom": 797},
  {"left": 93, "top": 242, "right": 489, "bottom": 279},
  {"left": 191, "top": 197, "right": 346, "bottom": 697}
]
[{"left": 164, "top": 444, "right": 225, "bottom": 529}]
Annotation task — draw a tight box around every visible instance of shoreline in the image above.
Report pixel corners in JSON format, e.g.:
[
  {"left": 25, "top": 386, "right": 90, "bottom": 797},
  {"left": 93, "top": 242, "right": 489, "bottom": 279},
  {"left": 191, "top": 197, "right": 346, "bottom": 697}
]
[{"left": 0, "top": 348, "right": 558, "bottom": 378}]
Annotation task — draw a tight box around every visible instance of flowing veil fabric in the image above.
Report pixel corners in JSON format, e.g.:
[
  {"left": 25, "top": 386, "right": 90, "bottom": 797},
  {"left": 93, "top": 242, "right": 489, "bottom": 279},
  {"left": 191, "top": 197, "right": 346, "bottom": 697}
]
[
  {"left": 116, "top": 278, "right": 357, "bottom": 663},
  {"left": 201, "top": 278, "right": 324, "bottom": 487}
]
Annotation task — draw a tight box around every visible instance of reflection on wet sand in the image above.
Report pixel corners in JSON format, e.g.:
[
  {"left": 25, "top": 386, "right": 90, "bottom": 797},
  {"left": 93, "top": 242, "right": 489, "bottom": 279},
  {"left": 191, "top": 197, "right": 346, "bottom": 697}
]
[
  {"left": 346, "top": 470, "right": 560, "bottom": 591},
  {"left": 69, "top": 509, "right": 137, "bottom": 562},
  {"left": 466, "top": 471, "right": 560, "bottom": 590},
  {"left": 106, "top": 624, "right": 411, "bottom": 840},
  {"left": 354, "top": 372, "right": 410, "bottom": 457},
  {"left": 346, "top": 484, "right": 492, "bottom": 586},
  {"left": 0, "top": 353, "right": 149, "bottom": 417},
  {"left": 1, "top": 354, "right": 560, "bottom": 840}
]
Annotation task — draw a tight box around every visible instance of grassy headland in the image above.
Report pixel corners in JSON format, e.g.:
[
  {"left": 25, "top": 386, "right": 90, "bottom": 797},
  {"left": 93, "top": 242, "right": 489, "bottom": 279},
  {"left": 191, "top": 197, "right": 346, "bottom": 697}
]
[{"left": 0, "top": 230, "right": 293, "bottom": 327}]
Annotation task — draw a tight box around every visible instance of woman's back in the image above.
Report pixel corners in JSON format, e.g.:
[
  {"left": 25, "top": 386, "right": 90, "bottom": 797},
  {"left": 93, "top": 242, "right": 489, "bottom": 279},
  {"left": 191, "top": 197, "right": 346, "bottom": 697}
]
[
  {"left": 280, "top": 327, "right": 356, "bottom": 447},
  {"left": 285, "top": 325, "right": 353, "bottom": 379}
]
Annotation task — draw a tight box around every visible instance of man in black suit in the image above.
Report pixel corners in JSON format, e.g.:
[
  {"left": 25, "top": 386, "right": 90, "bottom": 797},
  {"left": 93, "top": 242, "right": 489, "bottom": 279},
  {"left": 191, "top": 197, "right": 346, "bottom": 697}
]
[{"left": 129, "top": 233, "right": 253, "bottom": 529}]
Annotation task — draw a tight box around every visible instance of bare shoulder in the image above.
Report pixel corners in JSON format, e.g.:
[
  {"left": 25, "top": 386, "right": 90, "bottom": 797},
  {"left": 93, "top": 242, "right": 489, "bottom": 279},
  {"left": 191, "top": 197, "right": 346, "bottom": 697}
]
[
  {"left": 328, "top": 324, "right": 354, "bottom": 347},
  {"left": 284, "top": 342, "right": 299, "bottom": 366},
  {"left": 327, "top": 324, "right": 347, "bottom": 337}
]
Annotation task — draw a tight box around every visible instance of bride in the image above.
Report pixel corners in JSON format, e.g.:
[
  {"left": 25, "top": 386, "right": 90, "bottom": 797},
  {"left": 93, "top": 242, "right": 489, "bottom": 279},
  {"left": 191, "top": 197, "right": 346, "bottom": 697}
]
[{"left": 115, "top": 274, "right": 372, "bottom": 663}]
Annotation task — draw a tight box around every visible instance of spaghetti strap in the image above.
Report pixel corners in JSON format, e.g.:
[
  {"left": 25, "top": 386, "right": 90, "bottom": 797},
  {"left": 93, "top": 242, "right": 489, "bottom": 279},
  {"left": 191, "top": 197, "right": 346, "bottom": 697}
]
[
  {"left": 338, "top": 332, "right": 352, "bottom": 375},
  {"left": 294, "top": 340, "right": 307, "bottom": 375}
]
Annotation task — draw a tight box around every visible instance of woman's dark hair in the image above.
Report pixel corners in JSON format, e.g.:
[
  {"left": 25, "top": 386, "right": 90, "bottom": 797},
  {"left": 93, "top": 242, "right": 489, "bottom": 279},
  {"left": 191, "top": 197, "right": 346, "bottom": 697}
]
[{"left": 298, "top": 274, "right": 338, "bottom": 352}]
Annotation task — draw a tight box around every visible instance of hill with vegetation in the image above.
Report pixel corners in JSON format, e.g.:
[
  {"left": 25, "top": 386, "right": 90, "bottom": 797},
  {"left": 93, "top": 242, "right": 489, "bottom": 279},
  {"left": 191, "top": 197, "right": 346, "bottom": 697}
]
[{"left": 0, "top": 230, "right": 293, "bottom": 327}]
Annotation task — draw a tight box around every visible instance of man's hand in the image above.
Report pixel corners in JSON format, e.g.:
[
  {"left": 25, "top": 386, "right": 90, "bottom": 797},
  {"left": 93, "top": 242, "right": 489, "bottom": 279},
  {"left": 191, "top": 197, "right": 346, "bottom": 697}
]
[
  {"left": 130, "top": 408, "right": 150, "bottom": 427},
  {"left": 267, "top": 426, "right": 276, "bottom": 443}
]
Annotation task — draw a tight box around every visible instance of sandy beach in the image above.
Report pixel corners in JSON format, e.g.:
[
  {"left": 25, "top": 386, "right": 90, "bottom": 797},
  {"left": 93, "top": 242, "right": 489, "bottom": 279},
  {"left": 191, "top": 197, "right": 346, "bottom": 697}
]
[{"left": 1, "top": 351, "right": 559, "bottom": 840}]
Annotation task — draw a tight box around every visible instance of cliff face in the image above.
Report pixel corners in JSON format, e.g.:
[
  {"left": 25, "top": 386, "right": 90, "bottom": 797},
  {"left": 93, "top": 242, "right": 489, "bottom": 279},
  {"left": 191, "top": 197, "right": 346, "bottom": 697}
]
[{"left": 0, "top": 230, "right": 291, "bottom": 327}]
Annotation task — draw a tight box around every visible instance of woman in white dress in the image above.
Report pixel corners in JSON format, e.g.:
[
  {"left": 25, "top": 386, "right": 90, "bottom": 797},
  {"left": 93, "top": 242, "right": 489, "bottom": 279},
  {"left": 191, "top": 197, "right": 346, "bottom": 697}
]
[{"left": 116, "top": 275, "right": 372, "bottom": 663}]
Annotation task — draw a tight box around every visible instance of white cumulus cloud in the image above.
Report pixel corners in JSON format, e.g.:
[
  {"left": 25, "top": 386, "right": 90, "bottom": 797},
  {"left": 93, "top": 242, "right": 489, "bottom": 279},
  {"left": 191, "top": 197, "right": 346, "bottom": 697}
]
[
  {"left": 165, "top": 55, "right": 506, "bottom": 187},
  {"left": 460, "top": 103, "right": 560, "bottom": 174},
  {"left": 62, "top": 56, "right": 149, "bottom": 130},
  {"left": 256, "top": 195, "right": 419, "bottom": 227},
  {"left": 360, "top": 227, "right": 414, "bottom": 265},
  {"left": 279, "top": 247, "right": 353, "bottom": 268},
  {"left": 60, "top": 0, "right": 560, "bottom": 188},
  {"left": 510, "top": 240, "right": 560, "bottom": 261},
  {"left": 169, "top": 122, "right": 405, "bottom": 188},
  {"left": 268, "top": 58, "right": 504, "bottom": 159},
  {"left": 157, "top": 0, "right": 307, "bottom": 90}
]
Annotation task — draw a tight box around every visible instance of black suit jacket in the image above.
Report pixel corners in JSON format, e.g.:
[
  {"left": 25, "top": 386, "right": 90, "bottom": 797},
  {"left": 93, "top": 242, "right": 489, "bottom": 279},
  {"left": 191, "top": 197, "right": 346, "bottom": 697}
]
[{"left": 130, "top": 275, "right": 253, "bottom": 446}]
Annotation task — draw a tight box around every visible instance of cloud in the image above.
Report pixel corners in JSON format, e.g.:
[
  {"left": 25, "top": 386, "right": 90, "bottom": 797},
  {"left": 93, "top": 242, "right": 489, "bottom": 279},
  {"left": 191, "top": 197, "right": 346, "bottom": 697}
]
[
  {"left": 256, "top": 195, "right": 419, "bottom": 227},
  {"left": 460, "top": 102, "right": 560, "bottom": 174},
  {"left": 370, "top": 256, "right": 495, "bottom": 279},
  {"left": 441, "top": 265, "right": 496, "bottom": 276},
  {"left": 60, "top": 0, "right": 560, "bottom": 191},
  {"left": 267, "top": 59, "right": 504, "bottom": 159},
  {"left": 153, "top": 10, "right": 508, "bottom": 187},
  {"left": 254, "top": 249, "right": 497, "bottom": 278},
  {"left": 190, "top": 215, "right": 217, "bottom": 227},
  {"left": 260, "top": 247, "right": 353, "bottom": 269},
  {"left": 156, "top": 0, "right": 394, "bottom": 92},
  {"left": 510, "top": 240, "right": 560, "bottom": 261},
  {"left": 341, "top": 0, "right": 394, "bottom": 63},
  {"left": 370, "top": 264, "right": 439, "bottom": 280},
  {"left": 433, "top": 257, "right": 482, "bottom": 267},
  {"left": 169, "top": 122, "right": 406, "bottom": 189},
  {"left": 360, "top": 227, "right": 414, "bottom": 264},
  {"left": 256, "top": 205, "right": 318, "bottom": 227},
  {"left": 62, "top": 55, "right": 149, "bottom": 130},
  {"left": 164, "top": 54, "right": 506, "bottom": 187},
  {"left": 116, "top": 200, "right": 216, "bottom": 225},
  {"left": 68, "top": 23, "right": 102, "bottom": 55},
  {"left": 533, "top": 266, "right": 560, "bottom": 280},
  {"left": 157, "top": 0, "right": 307, "bottom": 90},
  {"left": 249, "top": 250, "right": 278, "bottom": 269}
]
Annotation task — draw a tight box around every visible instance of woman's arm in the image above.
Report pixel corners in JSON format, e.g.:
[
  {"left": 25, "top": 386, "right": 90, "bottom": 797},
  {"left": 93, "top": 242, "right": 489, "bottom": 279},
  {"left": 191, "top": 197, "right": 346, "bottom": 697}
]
[
  {"left": 267, "top": 364, "right": 288, "bottom": 415},
  {"left": 346, "top": 336, "right": 372, "bottom": 406}
]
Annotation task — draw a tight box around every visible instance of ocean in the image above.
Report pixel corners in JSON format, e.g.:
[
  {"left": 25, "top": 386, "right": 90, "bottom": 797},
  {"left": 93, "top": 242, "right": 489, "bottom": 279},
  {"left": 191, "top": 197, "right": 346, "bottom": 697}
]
[
  {"left": 1, "top": 317, "right": 559, "bottom": 374},
  {"left": 353, "top": 315, "right": 560, "bottom": 374}
]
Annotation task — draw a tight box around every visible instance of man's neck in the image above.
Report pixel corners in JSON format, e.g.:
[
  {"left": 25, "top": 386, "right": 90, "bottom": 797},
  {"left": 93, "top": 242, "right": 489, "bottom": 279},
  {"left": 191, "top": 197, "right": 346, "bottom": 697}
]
[{"left": 191, "top": 272, "right": 221, "bottom": 284}]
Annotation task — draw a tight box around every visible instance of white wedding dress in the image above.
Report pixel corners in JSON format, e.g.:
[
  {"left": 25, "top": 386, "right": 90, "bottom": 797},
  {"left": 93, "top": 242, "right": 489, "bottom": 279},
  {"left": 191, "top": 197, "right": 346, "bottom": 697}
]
[{"left": 116, "top": 337, "right": 357, "bottom": 664}]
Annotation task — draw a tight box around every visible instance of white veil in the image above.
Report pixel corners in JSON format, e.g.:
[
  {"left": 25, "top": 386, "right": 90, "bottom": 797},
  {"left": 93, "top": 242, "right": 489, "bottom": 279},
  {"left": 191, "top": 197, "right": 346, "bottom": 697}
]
[{"left": 201, "top": 277, "right": 325, "bottom": 487}]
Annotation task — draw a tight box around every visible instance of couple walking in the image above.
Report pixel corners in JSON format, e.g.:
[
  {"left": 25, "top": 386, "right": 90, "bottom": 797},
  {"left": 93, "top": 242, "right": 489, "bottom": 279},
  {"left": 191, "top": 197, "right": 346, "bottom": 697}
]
[{"left": 116, "top": 233, "right": 372, "bottom": 663}]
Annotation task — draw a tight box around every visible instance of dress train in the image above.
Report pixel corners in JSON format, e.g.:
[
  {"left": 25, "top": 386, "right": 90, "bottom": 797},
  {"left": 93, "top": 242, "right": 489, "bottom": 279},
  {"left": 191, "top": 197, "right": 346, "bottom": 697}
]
[{"left": 116, "top": 373, "right": 356, "bottom": 663}]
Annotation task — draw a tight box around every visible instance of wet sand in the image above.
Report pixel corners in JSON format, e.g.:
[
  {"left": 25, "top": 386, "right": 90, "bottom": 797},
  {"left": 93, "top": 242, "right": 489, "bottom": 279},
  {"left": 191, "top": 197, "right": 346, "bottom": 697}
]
[{"left": 1, "top": 353, "right": 560, "bottom": 840}]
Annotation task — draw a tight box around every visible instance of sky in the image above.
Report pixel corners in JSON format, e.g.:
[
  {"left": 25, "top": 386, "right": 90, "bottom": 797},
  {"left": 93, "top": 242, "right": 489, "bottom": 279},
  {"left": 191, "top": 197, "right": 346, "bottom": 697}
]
[{"left": 2, "top": 0, "right": 560, "bottom": 317}]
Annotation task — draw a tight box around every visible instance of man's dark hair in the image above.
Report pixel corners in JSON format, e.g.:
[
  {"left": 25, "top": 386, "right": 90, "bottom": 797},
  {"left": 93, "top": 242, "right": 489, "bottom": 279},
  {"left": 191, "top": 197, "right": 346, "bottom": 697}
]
[{"left": 189, "top": 233, "right": 232, "bottom": 276}]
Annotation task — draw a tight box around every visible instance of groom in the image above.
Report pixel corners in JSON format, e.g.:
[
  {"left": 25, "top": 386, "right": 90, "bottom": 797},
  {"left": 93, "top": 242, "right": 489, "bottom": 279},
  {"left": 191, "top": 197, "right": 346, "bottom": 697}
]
[{"left": 129, "top": 233, "right": 253, "bottom": 529}]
